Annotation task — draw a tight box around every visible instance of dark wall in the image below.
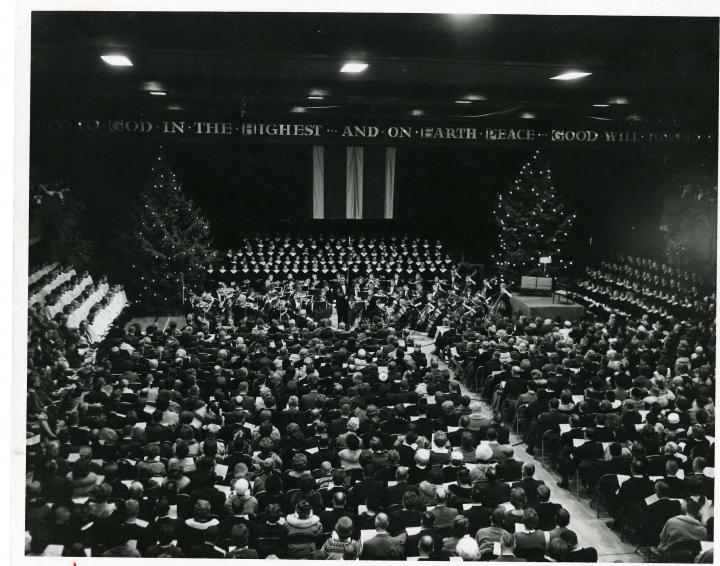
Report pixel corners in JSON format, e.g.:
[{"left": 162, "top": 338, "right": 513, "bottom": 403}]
[{"left": 30, "top": 134, "right": 717, "bottom": 276}]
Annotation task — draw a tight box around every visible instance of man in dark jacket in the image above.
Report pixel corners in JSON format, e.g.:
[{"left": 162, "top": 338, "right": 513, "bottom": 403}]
[
  {"left": 560, "top": 530, "right": 598, "bottom": 562},
  {"left": 512, "top": 463, "right": 544, "bottom": 505},
  {"left": 496, "top": 447, "right": 523, "bottom": 482},
  {"left": 386, "top": 467, "right": 419, "bottom": 506},
  {"left": 361, "top": 513, "right": 407, "bottom": 560},
  {"left": 645, "top": 481, "right": 683, "bottom": 546},
  {"left": 558, "top": 427, "right": 604, "bottom": 489}
]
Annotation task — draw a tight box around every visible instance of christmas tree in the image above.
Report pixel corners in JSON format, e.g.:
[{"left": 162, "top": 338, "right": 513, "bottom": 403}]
[
  {"left": 493, "top": 150, "right": 576, "bottom": 281},
  {"left": 119, "top": 154, "right": 215, "bottom": 309}
]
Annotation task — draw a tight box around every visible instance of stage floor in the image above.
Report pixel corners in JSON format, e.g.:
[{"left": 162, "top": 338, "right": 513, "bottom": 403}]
[{"left": 509, "top": 293, "right": 585, "bottom": 321}]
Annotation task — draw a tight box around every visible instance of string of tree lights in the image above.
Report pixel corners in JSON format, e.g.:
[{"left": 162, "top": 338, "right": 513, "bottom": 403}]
[
  {"left": 117, "top": 154, "right": 215, "bottom": 309},
  {"left": 492, "top": 149, "right": 577, "bottom": 281}
]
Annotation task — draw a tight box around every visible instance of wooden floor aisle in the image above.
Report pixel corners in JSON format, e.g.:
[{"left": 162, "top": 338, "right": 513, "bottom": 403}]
[{"left": 419, "top": 336, "right": 645, "bottom": 563}]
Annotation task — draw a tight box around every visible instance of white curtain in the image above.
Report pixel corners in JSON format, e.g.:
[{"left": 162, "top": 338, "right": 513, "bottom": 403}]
[
  {"left": 312, "top": 145, "right": 324, "bottom": 219},
  {"left": 385, "top": 147, "right": 396, "bottom": 219},
  {"left": 346, "top": 146, "right": 364, "bottom": 219}
]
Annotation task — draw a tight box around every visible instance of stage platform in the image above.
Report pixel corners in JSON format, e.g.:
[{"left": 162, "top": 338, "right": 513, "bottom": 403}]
[{"left": 509, "top": 293, "right": 585, "bottom": 321}]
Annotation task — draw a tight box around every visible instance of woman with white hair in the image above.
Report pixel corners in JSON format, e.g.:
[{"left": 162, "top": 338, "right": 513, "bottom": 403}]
[{"left": 469, "top": 443, "right": 495, "bottom": 483}]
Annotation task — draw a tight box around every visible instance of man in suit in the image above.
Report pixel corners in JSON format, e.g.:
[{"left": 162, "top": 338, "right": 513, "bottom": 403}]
[
  {"left": 496, "top": 447, "right": 523, "bottom": 482},
  {"left": 188, "top": 525, "right": 226, "bottom": 558},
  {"left": 493, "top": 532, "right": 526, "bottom": 561},
  {"left": 398, "top": 432, "right": 419, "bottom": 468},
  {"left": 350, "top": 463, "right": 386, "bottom": 507},
  {"left": 389, "top": 491, "right": 424, "bottom": 535},
  {"left": 663, "top": 460, "right": 687, "bottom": 499},
  {"left": 557, "top": 427, "right": 604, "bottom": 489},
  {"left": 404, "top": 512, "right": 443, "bottom": 557},
  {"left": 685, "top": 456, "right": 714, "bottom": 500},
  {"left": 429, "top": 431, "right": 451, "bottom": 466},
  {"left": 430, "top": 488, "right": 458, "bottom": 529},
  {"left": 479, "top": 467, "right": 512, "bottom": 509},
  {"left": 448, "top": 415, "right": 475, "bottom": 447},
  {"left": 329, "top": 403, "right": 352, "bottom": 436},
  {"left": 319, "top": 492, "right": 357, "bottom": 533},
  {"left": 386, "top": 466, "right": 419, "bottom": 506},
  {"left": 533, "top": 485, "right": 562, "bottom": 531},
  {"left": 560, "top": 530, "right": 598, "bottom": 562},
  {"left": 607, "top": 459, "right": 655, "bottom": 531},
  {"left": 645, "top": 481, "right": 682, "bottom": 546},
  {"left": 360, "top": 513, "right": 407, "bottom": 560},
  {"left": 512, "top": 463, "right": 544, "bottom": 505},
  {"left": 308, "top": 434, "right": 339, "bottom": 469},
  {"left": 409, "top": 448, "right": 431, "bottom": 485},
  {"left": 333, "top": 275, "right": 351, "bottom": 325},
  {"left": 300, "top": 376, "right": 323, "bottom": 411}
]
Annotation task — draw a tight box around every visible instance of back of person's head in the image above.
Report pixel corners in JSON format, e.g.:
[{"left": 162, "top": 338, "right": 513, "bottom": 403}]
[
  {"left": 396, "top": 466, "right": 409, "bottom": 482},
  {"left": 485, "top": 467, "right": 497, "bottom": 483},
  {"left": 230, "top": 523, "right": 250, "bottom": 547},
  {"left": 332, "top": 491, "right": 347, "bottom": 508},
  {"left": 547, "top": 538, "right": 569, "bottom": 561},
  {"left": 536, "top": 484, "right": 551, "bottom": 503},
  {"left": 402, "top": 491, "right": 420, "bottom": 511},
  {"left": 486, "top": 428, "right": 498, "bottom": 441},
  {"left": 456, "top": 535, "right": 479, "bottom": 560},
  {"left": 491, "top": 506, "right": 506, "bottom": 526},
  {"left": 295, "top": 499, "right": 312, "bottom": 519},
  {"left": 683, "top": 498, "right": 702, "bottom": 519},
  {"left": 522, "top": 508, "right": 539, "bottom": 530},
  {"left": 555, "top": 507, "right": 570, "bottom": 527},
  {"left": 500, "top": 532, "right": 516, "bottom": 551},
  {"left": 375, "top": 513, "right": 389, "bottom": 531},
  {"left": 522, "top": 463, "right": 535, "bottom": 478},
  {"left": 346, "top": 433, "right": 360, "bottom": 451},
  {"left": 421, "top": 511, "right": 436, "bottom": 528},
  {"left": 431, "top": 486, "right": 445, "bottom": 503},
  {"left": 655, "top": 481, "right": 670, "bottom": 498},
  {"left": 418, "top": 535, "right": 434, "bottom": 556},
  {"left": 452, "top": 514, "right": 470, "bottom": 538},
  {"left": 510, "top": 487, "right": 527, "bottom": 508}
]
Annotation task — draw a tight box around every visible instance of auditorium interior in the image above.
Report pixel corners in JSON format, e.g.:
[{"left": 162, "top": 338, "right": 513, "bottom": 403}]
[{"left": 21, "top": 11, "right": 718, "bottom": 563}]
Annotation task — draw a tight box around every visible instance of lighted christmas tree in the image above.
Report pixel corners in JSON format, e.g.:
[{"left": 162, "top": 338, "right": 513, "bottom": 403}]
[
  {"left": 492, "top": 150, "right": 576, "bottom": 281},
  {"left": 119, "top": 154, "right": 215, "bottom": 309}
]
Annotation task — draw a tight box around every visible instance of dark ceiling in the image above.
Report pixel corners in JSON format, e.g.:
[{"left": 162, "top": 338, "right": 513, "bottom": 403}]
[{"left": 30, "top": 12, "right": 719, "bottom": 127}]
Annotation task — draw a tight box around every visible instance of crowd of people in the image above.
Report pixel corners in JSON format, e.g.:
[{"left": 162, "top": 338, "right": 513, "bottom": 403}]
[
  {"left": 572, "top": 253, "right": 715, "bottom": 324},
  {"left": 208, "top": 235, "right": 460, "bottom": 286},
  {"left": 22, "top": 247, "right": 715, "bottom": 562}
]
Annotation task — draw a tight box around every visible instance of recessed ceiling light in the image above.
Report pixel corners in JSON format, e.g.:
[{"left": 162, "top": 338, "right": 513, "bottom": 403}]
[
  {"left": 410, "top": 109, "right": 424, "bottom": 117},
  {"left": 550, "top": 71, "right": 591, "bottom": 81},
  {"left": 100, "top": 54, "right": 133, "bottom": 67},
  {"left": 291, "top": 106, "right": 306, "bottom": 113},
  {"left": 150, "top": 91, "right": 166, "bottom": 96},
  {"left": 308, "top": 96, "right": 324, "bottom": 100},
  {"left": 340, "top": 62, "right": 368, "bottom": 73},
  {"left": 455, "top": 100, "right": 471, "bottom": 104},
  {"left": 465, "top": 94, "right": 486, "bottom": 101},
  {"left": 611, "top": 97, "right": 629, "bottom": 105},
  {"left": 167, "top": 104, "right": 182, "bottom": 111},
  {"left": 520, "top": 112, "right": 536, "bottom": 119},
  {"left": 593, "top": 104, "right": 610, "bottom": 108}
]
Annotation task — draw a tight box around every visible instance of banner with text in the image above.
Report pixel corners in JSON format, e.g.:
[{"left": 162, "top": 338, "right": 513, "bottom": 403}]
[{"left": 35, "top": 117, "right": 717, "bottom": 148}]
